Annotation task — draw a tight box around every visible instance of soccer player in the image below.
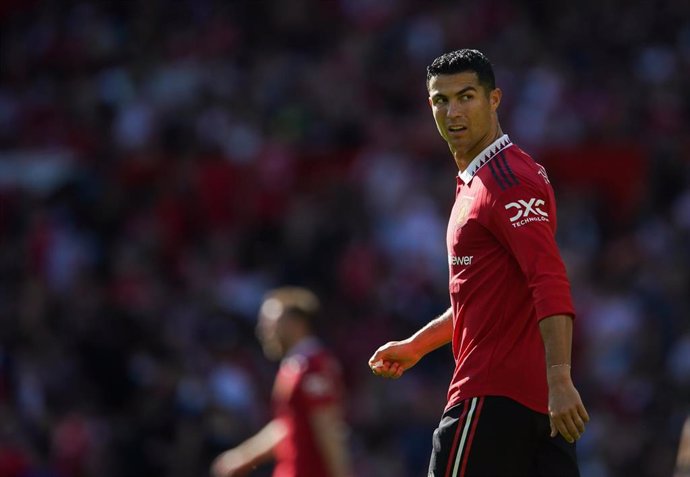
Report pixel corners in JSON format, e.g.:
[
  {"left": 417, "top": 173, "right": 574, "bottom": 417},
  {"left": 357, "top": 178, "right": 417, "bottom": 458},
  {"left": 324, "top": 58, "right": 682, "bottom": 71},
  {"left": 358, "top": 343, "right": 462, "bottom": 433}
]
[
  {"left": 369, "top": 49, "right": 590, "bottom": 476},
  {"left": 212, "top": 287, "right": 352, "bottom": 477}
]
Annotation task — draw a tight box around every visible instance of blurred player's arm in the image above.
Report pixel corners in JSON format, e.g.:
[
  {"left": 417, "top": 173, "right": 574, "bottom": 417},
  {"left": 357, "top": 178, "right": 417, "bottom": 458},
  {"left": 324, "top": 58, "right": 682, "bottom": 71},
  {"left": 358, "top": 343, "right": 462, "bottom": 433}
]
[
  {"left": 539, "top": 314, "right": 590, "bottom": 444},
  {"left": 211, "top": 419, "right": 287, "bottom": 477},
  {"left": 369, "top": 307, "right": 453, "bottom": 379},
  {"left": 675, "top": 414, "right": 690, "bottom": 477},
  {"left": 310, "top": 404, "right": 353, "bottom": 477}
]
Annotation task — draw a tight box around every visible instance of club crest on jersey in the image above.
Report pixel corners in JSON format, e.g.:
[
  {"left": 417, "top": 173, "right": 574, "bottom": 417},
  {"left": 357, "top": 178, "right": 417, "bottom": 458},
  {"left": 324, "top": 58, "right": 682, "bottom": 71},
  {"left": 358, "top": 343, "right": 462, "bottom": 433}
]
[
  {"left": 454, "top": 196, "right": 475, "bottom": 228},
  {"left": 504, "top": 198, "right": 549, "bottom": 228}
]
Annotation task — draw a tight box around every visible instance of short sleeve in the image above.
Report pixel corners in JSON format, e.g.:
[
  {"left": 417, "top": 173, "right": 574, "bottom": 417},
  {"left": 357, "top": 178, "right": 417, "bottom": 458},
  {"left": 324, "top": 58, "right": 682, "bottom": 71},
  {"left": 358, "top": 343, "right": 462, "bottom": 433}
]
[{"left": 298, "top": 358, "right": 341, "bottom": 409}]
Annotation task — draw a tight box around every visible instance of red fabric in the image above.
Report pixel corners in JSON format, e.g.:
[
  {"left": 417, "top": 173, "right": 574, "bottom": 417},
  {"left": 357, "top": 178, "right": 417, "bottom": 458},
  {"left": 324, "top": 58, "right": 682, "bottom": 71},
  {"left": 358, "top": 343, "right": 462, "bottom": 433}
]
[
  {"left": 272, "top": 341, "right": 344, "bottom": 477},
  {"left": 445, "top": 143, "right": 574, "bottom": 415}
]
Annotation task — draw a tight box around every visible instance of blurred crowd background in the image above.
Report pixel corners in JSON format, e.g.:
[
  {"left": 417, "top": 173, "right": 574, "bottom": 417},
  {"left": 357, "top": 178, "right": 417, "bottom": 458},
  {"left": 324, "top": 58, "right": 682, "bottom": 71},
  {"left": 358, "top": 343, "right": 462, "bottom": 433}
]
[{"left": 1, "top": 0, "right": 689, "bottom": 476}]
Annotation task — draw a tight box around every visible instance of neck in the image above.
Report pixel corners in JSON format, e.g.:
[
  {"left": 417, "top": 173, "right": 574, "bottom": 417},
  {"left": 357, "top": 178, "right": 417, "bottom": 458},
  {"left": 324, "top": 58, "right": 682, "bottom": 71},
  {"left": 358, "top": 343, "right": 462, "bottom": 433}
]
[
  {"left": 283, "top": 334, "right": 316, "bottom": 358},
  {"left": 453, "top": 125, "right": 503, "bottom": 172}
]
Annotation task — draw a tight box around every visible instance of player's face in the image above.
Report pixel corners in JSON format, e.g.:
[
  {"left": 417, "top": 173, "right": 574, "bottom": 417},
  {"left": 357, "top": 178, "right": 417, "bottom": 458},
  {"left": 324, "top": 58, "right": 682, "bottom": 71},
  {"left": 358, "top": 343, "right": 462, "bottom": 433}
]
[{"left": 428, "top": 72, "right": 501, "bottom": 162}]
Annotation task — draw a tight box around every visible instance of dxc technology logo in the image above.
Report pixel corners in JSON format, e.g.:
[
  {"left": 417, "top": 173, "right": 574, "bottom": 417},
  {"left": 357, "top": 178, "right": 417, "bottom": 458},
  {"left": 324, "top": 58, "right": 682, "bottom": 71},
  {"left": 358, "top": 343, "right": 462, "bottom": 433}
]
[{"left": 504, "top": 198, "right": 549, "bottom": 228}]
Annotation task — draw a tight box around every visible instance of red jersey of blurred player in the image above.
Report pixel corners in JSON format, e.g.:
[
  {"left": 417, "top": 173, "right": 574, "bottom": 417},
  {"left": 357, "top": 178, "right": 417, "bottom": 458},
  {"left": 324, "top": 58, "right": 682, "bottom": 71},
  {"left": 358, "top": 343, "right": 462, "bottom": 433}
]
[
  {"left": 272, "top": 338, "right": 345, "bottom": 477},
  {"left": 211, "top": 287, "right": 351, "bottom": 477}
]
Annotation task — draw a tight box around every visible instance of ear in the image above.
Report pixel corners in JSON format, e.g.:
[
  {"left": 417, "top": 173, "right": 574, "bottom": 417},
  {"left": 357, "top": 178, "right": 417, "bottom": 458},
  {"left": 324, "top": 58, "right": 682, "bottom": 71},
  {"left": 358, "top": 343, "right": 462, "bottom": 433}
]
[
  {"left": 428, "top": 96, "right": 433, "bottom": 109},
  {"left": 490, "top": 88, "right": 502, "bottom": 112}
]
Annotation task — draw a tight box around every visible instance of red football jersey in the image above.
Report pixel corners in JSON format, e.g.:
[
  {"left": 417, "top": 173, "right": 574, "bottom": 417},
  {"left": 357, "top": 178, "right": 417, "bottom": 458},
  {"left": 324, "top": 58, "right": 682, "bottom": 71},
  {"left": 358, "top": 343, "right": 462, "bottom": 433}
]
[
  {"left": 272, "top": 338, "right": 344, "bottom": 477},
  {"left": 445, "top": 134, "right": 574, "bottom": 415}
]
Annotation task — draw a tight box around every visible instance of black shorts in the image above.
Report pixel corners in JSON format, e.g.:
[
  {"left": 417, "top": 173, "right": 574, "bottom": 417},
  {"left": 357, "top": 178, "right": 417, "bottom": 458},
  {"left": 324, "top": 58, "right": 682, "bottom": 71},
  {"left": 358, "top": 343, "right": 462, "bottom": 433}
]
[{"left": 427, "top": 396, "right": 579, "bottom": 477}]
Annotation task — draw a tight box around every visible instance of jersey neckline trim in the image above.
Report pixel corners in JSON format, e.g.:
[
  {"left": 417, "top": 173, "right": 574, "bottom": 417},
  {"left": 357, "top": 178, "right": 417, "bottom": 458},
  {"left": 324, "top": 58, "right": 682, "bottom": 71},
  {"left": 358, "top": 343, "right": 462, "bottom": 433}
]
[{"left": 458, "top": 134, "right": 512, "bottom": 184}]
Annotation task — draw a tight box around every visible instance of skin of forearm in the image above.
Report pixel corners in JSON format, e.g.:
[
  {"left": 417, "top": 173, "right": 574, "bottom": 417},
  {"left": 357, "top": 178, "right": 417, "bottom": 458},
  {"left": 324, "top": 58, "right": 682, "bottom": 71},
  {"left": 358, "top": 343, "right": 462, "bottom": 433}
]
[
  {"left": 406, "top": 307, "right": 453, "bottom": 356},
  {"left": 538, "top": 314, "right": 574, "bottom": 384},
  {"left": 235, "top": 419, "right": 286, "bottom": 467}
]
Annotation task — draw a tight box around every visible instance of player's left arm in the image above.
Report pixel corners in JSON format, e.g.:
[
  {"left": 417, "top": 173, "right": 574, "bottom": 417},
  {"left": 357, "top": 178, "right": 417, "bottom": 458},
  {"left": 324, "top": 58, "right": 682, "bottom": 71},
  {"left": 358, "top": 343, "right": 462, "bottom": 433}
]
[
  {"left": 539, "top": 313, "right": 590, "bottom": 443},
  {"left": 489, "top": 170, "right": 589, "bottom": 443},
  {"left": 310, "top": 404, "right": 353, "bottom": 477}
]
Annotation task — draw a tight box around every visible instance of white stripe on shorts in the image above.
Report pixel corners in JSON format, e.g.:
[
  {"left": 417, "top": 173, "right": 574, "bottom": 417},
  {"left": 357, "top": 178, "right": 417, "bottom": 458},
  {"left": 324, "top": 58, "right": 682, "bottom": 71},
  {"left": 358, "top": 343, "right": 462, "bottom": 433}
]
[{"left": 452, "top": 397, "right": 478, "bottom": 477}]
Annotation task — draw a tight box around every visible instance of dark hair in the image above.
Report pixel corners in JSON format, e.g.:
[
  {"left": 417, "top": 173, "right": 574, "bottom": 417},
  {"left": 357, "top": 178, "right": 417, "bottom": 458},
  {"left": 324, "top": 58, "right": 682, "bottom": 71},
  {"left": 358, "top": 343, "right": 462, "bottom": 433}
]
[{"left": 426, "top": 49, "right": 496, "bottom": 93}]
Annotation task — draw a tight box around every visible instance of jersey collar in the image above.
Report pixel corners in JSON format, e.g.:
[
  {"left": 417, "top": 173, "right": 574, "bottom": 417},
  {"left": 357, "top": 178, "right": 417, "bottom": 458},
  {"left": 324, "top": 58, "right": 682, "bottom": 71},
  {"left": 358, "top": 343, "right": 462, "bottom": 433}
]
[{"left": 458, "top": 134, "right": 512, "bottom": 184}]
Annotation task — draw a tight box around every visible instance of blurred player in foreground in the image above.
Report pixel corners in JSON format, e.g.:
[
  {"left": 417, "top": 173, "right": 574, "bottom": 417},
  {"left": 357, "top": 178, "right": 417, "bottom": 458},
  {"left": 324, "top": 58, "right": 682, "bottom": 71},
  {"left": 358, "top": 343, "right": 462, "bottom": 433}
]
[
  {"left": 369, "top": 49, "right": 589, "bottom": 476},
  {"left": 212, "top": 287, "right": 351, "bottom": 477}
]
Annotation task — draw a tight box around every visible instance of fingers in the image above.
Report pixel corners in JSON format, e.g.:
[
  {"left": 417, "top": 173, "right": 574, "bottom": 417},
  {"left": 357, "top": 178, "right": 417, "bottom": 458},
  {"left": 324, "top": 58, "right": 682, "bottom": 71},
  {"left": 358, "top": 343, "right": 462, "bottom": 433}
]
[
  {"left": 371, "top": 360, "right": 404, "bottom": 378},
  {"left": 563, "top": 414, "right": 581, "bottom": 442},
  {"left": 578, "top": 403, "right": 590, "bottom": 423},
  {"left": 394, "top": 365, "right": 404, "bottom": 378},
  {"left": 550, "top": 408, "right": 588, "bottom": 443},
  {"left": 370, "top": 360, "right": 389, "bottom": 376},
  {"left": 369, "top": 341, "right": 415, "bottom": 379},
  {"left": 551, "top": 414, "right": 576, "bottom": 443},
  {"left": 573, "top": 413, "right": 585, "bottom": 434},
  {"left": 368, "top": 349, "right": 390, "bottom": 372},
  {"left": 369, "top": 344, "right": 405, "bottom": 379}
]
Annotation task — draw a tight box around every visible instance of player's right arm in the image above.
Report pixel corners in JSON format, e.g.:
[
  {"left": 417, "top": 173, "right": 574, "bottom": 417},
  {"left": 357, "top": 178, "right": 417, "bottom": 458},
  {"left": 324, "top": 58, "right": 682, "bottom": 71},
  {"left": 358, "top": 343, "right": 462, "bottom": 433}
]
[
  {"left": 369, "top": 307, "right": 453, "bottom": 379},
  {"left": 210, "top": 419, "right": 287, "bottom": 477}
]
